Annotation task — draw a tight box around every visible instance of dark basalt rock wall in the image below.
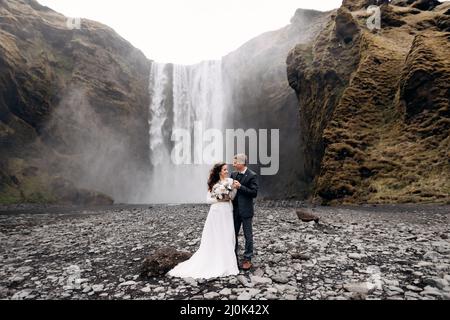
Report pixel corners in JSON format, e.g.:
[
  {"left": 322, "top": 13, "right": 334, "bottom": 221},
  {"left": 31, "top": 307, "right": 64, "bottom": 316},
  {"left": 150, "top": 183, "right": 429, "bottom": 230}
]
[
  {"left": 287, "top": 0, "right": 450, "bottom": 204},
  {"left": 0, "top": 0, "right": 152, "bottom": 204},
  {"left": 223, "top": 9, "right": 331, "bottom": 199}
]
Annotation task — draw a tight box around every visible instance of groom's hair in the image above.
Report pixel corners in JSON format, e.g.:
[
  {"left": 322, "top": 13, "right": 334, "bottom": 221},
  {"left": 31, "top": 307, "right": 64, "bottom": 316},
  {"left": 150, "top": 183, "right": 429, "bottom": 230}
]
[{"left": 234, "top": 154, "right": 248, "bottom": 165}]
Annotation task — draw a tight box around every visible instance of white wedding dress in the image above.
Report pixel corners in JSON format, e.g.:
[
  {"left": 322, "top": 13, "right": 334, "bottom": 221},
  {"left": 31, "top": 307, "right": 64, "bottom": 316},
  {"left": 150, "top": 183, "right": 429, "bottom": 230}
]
[{"left": 167, "top": 178, "right": 239, "bottom": 279}]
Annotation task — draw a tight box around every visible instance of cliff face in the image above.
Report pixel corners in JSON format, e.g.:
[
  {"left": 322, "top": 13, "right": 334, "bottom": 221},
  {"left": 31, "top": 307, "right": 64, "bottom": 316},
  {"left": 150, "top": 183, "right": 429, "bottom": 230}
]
[
  {"left": 0, "top": 0, "right": 152, "bottom": 204},
  {"left": 287, "top": 0, "right": 450, "bottom": 204},
  {"left": 2, "top": 0, "right": 448, "bottom": 205},
  {"left": 223, "top": 9, "right": 331, "bottom": 199}
]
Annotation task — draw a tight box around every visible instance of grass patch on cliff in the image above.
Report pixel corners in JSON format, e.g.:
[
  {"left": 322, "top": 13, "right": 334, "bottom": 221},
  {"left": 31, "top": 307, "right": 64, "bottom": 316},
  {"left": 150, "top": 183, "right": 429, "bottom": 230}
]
[
  {"left": 0, "top": 185, "right": 22, "bottom": 205},
  {"left": 0, "top": 158, "right": 57, "bottom": 205}
]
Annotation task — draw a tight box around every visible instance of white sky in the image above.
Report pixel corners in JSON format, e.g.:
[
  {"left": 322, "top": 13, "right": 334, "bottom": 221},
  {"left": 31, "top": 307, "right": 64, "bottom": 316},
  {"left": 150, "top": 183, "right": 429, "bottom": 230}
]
[{"left": 37, "top": 0, "right": 342, "bottom": 64}]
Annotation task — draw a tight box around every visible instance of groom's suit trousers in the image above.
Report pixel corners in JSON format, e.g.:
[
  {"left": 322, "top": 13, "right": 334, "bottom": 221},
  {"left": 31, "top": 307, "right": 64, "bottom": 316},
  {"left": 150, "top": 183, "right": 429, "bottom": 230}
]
[{"left": 234, "top": 214, "right": 253, "bottom": 262}]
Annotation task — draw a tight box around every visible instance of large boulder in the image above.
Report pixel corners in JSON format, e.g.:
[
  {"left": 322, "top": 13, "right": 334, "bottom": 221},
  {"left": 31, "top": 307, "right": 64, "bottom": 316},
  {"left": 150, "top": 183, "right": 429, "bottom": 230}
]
[
  {"left": 140, "top": 248, "right": 192, "bottom": 278},
  {"left": 295, "top": 209, "right": 320, "bottom": 223}
]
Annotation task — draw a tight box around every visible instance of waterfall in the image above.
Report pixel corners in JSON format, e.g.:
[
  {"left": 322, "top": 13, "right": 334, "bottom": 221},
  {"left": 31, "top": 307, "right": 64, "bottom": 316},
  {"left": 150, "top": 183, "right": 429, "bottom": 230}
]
[
  {"left": 147, "top": 60, "right": 229, "bottom": 203},
  {"left": 148, "top": 63, "right": 171, "bottom": 167}
]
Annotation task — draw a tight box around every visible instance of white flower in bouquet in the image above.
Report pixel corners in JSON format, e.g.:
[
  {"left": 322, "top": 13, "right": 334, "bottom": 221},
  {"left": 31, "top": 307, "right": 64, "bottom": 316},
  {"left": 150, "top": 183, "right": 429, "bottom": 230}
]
[{"left": 211, "top": 180, "right": 233, "bottom": 200}]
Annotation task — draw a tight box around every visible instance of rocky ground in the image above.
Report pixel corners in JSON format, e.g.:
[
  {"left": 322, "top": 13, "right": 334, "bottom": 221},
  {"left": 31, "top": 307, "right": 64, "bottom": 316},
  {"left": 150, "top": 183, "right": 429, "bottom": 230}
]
[{"left": 0, "top": 202, "right": 449, "bottom": 300}]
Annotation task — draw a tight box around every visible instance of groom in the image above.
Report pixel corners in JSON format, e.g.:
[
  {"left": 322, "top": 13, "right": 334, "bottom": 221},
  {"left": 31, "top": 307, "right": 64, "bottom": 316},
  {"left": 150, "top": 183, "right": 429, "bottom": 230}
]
[{"left": 231, "top": 154, "right": 258, "bottom": 271}]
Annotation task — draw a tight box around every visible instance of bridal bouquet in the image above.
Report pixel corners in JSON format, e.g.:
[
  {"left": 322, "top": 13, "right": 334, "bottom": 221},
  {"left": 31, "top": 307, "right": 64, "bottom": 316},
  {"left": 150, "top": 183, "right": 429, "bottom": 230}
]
[{"left": 211, "top": 180, "right": 234, "bottom": 200}]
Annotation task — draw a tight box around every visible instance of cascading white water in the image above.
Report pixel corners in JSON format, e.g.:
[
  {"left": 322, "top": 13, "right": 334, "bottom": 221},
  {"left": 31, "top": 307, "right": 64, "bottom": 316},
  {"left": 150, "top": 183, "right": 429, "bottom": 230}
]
[
  {"left": 149, "top": 63, "right": 171, "bottom": 166},
  {"left": 147, "top": 60, "right": 229, "bottom": 203}
]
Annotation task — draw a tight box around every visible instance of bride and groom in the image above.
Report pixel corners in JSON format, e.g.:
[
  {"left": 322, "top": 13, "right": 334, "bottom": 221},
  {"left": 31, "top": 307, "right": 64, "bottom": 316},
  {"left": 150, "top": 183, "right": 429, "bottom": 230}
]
[{"left": 167, "top": 154, "right": 259, "bottom": 279}]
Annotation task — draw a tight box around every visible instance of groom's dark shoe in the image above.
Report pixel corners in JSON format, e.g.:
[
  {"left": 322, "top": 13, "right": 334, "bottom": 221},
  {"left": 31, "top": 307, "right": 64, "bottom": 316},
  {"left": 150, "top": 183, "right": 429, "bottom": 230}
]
[{"left": 242, "top": 261, "right": 253, "bottom": 271}]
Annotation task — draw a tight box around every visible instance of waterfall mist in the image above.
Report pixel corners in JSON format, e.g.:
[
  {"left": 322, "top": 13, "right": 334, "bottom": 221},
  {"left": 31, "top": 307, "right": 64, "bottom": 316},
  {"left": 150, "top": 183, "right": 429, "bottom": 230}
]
[{"left": 41, "top": 87, "right": 152, "bottom": 204}]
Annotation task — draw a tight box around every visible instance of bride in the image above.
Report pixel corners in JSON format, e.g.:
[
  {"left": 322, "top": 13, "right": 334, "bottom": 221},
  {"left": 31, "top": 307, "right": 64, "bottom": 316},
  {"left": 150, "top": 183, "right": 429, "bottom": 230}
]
[{"left": 167, "top": 162, "right": 239, "bottom": 279}]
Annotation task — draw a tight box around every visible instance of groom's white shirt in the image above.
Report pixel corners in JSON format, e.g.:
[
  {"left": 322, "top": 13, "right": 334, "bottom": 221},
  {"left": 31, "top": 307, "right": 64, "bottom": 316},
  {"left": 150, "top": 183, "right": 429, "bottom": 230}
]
[{"left": 238, "top": 168, "right": 248, "bottom": 175}]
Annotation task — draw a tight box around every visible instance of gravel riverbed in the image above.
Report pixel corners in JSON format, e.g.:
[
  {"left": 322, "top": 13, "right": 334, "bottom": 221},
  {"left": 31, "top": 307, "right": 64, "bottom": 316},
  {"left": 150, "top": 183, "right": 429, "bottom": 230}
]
[{"left": 0, "top": 202, "right": 449, "bottom": 300}]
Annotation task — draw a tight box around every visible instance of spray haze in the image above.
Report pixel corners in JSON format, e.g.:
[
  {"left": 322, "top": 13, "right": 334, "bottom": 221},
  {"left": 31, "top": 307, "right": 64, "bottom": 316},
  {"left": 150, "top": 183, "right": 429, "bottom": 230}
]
[{"left": 43, "top": 87, "right": 151, "bottom": 204}]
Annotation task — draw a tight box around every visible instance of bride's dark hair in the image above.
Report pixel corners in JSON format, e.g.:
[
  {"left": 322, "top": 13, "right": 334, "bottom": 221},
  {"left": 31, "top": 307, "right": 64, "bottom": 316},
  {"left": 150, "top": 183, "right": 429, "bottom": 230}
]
[{"left": 207, "top": 162, "right": 226, "bottom": 191}]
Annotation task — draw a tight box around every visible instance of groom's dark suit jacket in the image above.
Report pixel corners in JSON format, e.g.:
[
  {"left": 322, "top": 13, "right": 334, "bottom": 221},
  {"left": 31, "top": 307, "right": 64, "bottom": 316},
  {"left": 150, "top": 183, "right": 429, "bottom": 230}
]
[{"left": 231, "top": 169, "right": 258, "bottom": 219}]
